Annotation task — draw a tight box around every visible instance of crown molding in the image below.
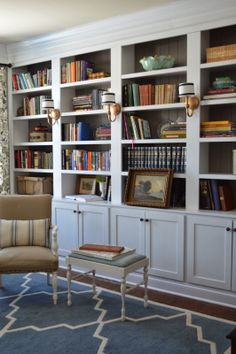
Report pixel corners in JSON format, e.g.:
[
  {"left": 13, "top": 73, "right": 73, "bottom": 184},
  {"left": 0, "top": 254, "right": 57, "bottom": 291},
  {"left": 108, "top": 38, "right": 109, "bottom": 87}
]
[{"left": 6, "top": 0, "right": 236, "bottom": 65}]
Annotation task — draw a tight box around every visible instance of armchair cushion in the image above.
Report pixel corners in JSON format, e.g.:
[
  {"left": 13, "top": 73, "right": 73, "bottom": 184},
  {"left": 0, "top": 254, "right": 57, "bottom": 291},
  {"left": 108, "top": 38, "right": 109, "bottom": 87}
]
[{"left": 0, "top": 218, "right": 50, "bottom": 249}]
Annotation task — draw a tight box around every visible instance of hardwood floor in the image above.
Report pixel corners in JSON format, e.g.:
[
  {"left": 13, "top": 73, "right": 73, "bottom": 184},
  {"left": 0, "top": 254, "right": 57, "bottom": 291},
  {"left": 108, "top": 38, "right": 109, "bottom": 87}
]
[{"left": 58, "top": 268, "right": 236, "bottom": 322}]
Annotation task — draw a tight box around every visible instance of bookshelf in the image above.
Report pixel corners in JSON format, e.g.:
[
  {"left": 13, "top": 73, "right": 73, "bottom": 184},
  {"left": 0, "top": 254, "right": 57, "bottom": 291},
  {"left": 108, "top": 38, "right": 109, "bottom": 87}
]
[{"left": 8, "top": 7, "right": 236, "bottom": 306}]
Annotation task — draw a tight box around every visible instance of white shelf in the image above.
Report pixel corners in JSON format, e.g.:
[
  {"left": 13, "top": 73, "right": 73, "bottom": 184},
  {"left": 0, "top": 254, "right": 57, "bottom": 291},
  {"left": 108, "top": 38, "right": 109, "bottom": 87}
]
[
  {"left": 122, "top": 103, "right": 185, "bottom": 112},
  {"left": 200, "top": 59, "right": 236, "bottom": 70},
  {"left": 12, "top": 86, "right": 52, "bottom": 95},
  {"left": 61, "top": 170, "right": 111, "bottom": 175},
  {"left": 61, "top": 140, "right": 111, "bottom": 146},
  {"left": 60, "top": 77, "right": 111, "bottom": 89},
  {"left": 14, "top": 142, "right": 53, "bottom": 147},
  {"left": 122, "top": 66, "right": 187, "bottom": 79},
  {"left": 199, "top": 173, "right": 236, "bottom": 180},
  {"left": 13, "top": 114, "right": 48, "bottom": 121},
  {"left": 200, "top": 98, "right": 236, "bottom": 106},
  {"left": 200, "top": 137, "right": 236, "bottom": 143},
  {"left": 14, "top": 168, "right": 53, "bottom": 173},
  {"left": 122, "top": 138, "right": 186, "bottom": 144},
  {"left": 61, "top": 110, "right": 106, "bottom": 117}
]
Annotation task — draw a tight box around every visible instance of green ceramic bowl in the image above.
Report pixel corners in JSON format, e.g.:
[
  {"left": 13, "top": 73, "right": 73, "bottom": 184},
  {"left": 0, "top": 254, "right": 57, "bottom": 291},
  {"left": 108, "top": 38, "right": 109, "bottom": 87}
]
[{"left": 140, "top": 55, "right": 175, "bottom": 71}]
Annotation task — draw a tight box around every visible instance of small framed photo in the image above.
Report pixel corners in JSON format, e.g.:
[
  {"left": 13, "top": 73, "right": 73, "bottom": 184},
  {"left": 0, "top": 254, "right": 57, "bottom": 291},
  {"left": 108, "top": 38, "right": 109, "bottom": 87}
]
[
  {"left": 76, "top": 176, "right": 96, "bottom": 194},
  {"left": 124, "top": 168, "right": 173, "bottom": 208}
]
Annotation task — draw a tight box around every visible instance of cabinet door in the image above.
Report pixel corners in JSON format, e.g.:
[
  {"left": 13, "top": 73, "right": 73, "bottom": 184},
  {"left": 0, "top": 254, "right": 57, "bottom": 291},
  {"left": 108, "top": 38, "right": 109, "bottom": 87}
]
[
  {"left": 145, "top": 211, "right": 184, "bottom": 281},
  {"left": 187, "top": 216, "right": 233, "bottom": 290},
  {"left": 78, "top": 204, "right": 109, "bottom": 246},
  {"left": 232, "top": 221, "right": 236, "bottom": 292},
  {"left": 52, "top": 201, "right": 79, "bottom": 257},
  {"left": 110, "top": 207, "right": 145, "bottom": 253}
]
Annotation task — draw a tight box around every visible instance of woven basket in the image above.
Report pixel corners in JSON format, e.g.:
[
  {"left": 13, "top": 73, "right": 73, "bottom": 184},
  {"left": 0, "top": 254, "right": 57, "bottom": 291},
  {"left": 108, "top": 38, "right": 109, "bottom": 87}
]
[{"left": 206, "top": 43, "right": 236, "bottom": 62}]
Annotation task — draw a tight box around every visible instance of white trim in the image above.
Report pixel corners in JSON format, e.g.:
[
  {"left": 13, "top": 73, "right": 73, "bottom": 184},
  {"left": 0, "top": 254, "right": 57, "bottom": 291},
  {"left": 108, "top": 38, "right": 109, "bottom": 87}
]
[{"left": 5, "top": 0, "right": 236, "bottom": 65}]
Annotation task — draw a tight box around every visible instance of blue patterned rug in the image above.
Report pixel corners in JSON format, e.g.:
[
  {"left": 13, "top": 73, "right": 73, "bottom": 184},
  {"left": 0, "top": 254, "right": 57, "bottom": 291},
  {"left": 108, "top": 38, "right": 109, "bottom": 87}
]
[{"left": 0, "top": 273, "right": 235, "bottom": 354}]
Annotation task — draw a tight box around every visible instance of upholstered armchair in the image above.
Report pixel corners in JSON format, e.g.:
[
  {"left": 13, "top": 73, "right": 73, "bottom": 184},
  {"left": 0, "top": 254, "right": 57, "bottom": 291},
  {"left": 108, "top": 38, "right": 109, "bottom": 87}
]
[{"left": 0, "top": 194, "right": 58, "bottom": 304}]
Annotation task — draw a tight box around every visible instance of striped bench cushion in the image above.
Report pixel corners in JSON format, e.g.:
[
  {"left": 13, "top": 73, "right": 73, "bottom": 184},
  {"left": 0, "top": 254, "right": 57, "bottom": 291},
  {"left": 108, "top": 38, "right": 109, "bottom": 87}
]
[{"left": 0, "top": 219, "right": 50, "bottom": 248}]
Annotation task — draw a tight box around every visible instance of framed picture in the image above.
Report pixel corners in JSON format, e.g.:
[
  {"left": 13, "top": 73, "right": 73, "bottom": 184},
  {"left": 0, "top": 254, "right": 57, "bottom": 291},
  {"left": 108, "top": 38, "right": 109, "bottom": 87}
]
[
  {"left": 124, "top": 168, "right": 173, "bottom": 208},
  {"left": 76, "top": 176, "right": 96, "bottom": 194}
]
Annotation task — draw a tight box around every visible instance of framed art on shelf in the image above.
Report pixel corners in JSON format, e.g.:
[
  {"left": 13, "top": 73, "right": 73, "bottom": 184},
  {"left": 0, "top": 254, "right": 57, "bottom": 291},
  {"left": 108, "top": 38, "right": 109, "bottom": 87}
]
[
  {"left": 76, "top": 176, "right": 96, "bottom": 194},
  {"left": 124, "top": 168, "right": 173, "bottom": 208}
]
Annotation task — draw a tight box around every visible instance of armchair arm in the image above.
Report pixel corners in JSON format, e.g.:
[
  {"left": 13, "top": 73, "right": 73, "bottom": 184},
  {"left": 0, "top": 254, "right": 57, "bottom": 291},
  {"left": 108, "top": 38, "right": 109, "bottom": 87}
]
[{"left": 49, "top": 224, "right": 58, "bottom": 257}]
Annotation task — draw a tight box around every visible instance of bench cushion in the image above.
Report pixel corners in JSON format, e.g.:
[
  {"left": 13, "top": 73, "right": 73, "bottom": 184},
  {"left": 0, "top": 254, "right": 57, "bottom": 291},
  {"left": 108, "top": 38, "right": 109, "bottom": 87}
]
[
  {"left": 68, "top": 252, "right": 146, "bottom": 267},
  {"left": 0, "top": 219, "right": 50, "bottom": 249}
]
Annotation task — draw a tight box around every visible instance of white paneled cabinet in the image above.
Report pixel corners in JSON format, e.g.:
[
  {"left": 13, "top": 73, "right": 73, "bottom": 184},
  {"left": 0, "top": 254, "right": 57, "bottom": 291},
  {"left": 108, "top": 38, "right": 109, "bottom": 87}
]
[
  {"left": 110, "top": 207, "right": 184, "bottom": 281},
  {"left": 187, "top": 215, "right": 235, "bottom": 291}
]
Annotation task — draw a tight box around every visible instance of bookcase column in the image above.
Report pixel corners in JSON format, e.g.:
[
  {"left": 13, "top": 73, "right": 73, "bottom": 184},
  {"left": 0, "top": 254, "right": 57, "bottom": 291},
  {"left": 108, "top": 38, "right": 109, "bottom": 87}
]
[
  {"left": 51, "top": 57, "right": 62, "bottom": 198},
  {"left": 186, "top": 32, "right": 201, "bottom": 210},
  {"left": 110, "top": 45, "right": 122, "bottom": 204}
]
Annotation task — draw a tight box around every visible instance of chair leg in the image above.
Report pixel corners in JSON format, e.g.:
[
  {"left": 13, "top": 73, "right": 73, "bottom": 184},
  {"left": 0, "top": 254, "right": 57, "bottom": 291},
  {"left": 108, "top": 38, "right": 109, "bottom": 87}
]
[
  {"left": 0, "top": 274, "right": 2, "bottom": 288},
  {"left": 52, "top": 271, "right": 57, "bottom": 305}
]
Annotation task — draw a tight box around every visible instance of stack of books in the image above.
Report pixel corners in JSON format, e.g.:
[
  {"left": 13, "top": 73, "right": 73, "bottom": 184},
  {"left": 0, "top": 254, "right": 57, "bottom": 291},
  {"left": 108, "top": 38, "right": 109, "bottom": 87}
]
[
  {"left": 200, "top": 120, "right": 236, "bottom": 137},
  {"left": 160, "top": 121, "right": 186, "bottom": 139},
  {"left": 72, "top": 244, "right": 136, "bottom": 260},
  {"left": 95, "top": 124, "right": 111, "bottom": 140},
  {"left": 203, "top": 76, "right": 236, "bottom": 100},
  {"left": 72, "top": 95, "right": 92, "bottom": 111}
]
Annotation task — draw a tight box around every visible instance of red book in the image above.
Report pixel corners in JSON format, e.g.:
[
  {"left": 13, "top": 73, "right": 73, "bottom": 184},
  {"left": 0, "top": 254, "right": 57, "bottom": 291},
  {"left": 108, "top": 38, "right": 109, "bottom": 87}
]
[
  {"left": 218, "top": 184, "right": 234, "bottom": 211},
  {"left": 79, "top": 244, "right": 124, "bottom": 253}
]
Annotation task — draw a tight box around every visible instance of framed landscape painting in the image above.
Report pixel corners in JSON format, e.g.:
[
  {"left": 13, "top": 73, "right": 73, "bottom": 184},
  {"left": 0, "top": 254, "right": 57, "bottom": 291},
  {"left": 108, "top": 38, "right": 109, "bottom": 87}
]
[
  {"left": 124, "top": 168, "right": 173, "bottom": 208},
  {"left": 76, "top": 176, "right": 96, "bottom": 194}
]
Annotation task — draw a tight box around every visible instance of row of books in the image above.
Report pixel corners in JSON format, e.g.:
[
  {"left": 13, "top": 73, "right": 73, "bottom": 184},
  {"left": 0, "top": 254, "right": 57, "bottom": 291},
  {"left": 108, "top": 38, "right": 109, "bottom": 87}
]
[
  {"left": 14, "top": 150, "right": 53, "bottom": 169},
  {"left": 62, "top": 149, "right": 111, "bottom": 171},
  {"left": 122, "top": 83, "right": 177, "bottom": 107},
  {"left": 72, "top": 244, "right": 135, "bottom": 261},
  {"left": 21, "top": 95, "right": 51, "bottom": 116},
  {"left": 12, "top": 69, "right": 52, "bottom": 91},
  {"left": 72, "top": 89, "right": 105, "bottom": 111},
  {"left": 123, "top": 114, "right": 151, "bottom": 140},
  {"left": 200, "top": 120, "right": 236, "bottom": 137},
  {"left": 61, "top": 60, "right": 94, "bottom": 83},
  {"left": 124, "top": 145, "right": 186, "bottom": 172},
  {"left": 199, "top": 179, "right": 234, "bottom": 211},
  {"left": 62, "top": 122, "right": 90, "bottom": 141}
]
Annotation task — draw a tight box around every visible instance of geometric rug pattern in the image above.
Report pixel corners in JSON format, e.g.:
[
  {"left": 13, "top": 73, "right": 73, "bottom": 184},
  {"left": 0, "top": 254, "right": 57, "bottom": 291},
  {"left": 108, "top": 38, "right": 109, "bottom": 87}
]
[{"left": 0, "top": 273, "right": 235, "bottom": 354}]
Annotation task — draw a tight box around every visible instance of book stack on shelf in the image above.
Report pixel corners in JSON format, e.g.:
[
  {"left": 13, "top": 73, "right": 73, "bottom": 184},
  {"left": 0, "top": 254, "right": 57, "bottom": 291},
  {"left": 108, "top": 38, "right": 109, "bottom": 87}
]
[
  {"left": 123, "top": 114, "right": 151, "bottom": 140},
  {"left": 95, "top": 124, "right": 111, "bottom": 140},
  {"left": 12, "top": 68, "right": 52, "bottom": 91},
  {"left": 122, "top": 83, "right": 177, "bottom": 107},
  {"left": 72, "top": 95, "right": 93, "bottom": 111},
  {"left": 203, "top": 76, "right": 236, "bottom": 100},
  {"left": 125, "top": 145, "right": 186, "bottom": 172},
  {"left": 199, "top": 179, "right": 234, "bottom": 211},
  {"left": 61, "top": 59, "right": 94, "bottom": 83},
  {"left": 200, "top": 120, "right": 236, "bottom": 137},
  {"left": 71, "top": 244, "right": 136, "bottom": 260},
  {"left": 62, "top": 122, "right": 90, "bottom": 141},
  {"left": 159, "top": 121, "right": 186, "bottom": 139}
]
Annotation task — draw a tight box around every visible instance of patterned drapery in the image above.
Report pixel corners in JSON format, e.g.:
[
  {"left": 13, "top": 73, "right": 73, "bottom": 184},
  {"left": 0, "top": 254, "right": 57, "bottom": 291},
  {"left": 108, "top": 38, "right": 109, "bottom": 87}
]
[{"left": 0, "top": 67, "right": 10, "bottom": 194}]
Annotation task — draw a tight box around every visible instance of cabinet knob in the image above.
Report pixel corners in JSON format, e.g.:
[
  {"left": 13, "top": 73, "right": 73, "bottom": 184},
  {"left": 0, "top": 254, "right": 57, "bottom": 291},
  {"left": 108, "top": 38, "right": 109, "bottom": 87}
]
[
  {"left": 140, "top": 218, "right": 144, "bottom": 222},
  {"left": 233, "top": 228, "right": 236, "bottom": 233},
  {"left": 73, "top": 210, "right": 77, "bottom": 213},
  {"left": 78, "top": 211, "right": 81, "bottom": 214},
  {"left": 226, "top": 227, "right": 231, "bottom": 232},
  {"left": 145, "top": 219, "right": 149, "bottom": 222}
]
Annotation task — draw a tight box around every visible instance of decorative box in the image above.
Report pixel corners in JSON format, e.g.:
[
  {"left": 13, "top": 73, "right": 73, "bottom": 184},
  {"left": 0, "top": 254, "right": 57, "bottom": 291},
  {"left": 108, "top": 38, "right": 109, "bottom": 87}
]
[
  {"left": 17, "top": 176, "right": 53, "bottom": 195},
  {"left": 29, "top": 132, "right": 52, "bottom": 142},
  {"left": 206, "top": 44, "right": 236, "bottom": 62}
]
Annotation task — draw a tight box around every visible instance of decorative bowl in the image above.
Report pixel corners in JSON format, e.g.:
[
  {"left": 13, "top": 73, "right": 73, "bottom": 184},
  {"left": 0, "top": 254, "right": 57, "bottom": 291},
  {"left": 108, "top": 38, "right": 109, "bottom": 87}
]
[{"left": 139, "top": 55, "right": 175, "bottom": 71}]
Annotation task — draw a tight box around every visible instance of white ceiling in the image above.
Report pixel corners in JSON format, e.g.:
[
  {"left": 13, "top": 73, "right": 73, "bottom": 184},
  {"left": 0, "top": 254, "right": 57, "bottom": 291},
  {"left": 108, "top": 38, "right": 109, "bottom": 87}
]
[{"left": 0, "top": 0, "right": 177, "bottom": 44}]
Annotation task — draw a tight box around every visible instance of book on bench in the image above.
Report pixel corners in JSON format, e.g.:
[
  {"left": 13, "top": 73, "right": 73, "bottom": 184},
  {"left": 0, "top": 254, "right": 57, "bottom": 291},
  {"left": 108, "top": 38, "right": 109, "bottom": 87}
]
[
  {"left": 79, "top": 244, "right": 125, "bottom": 253},
  {"left": 72, "top": 247, "right": 136, "bottom": 260}
]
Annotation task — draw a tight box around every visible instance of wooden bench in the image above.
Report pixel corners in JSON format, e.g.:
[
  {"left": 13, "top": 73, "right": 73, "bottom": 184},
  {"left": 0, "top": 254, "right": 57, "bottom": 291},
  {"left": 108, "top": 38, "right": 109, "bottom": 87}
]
[{"left": 66, "top": 252, "right": 149, "bottom": 321}]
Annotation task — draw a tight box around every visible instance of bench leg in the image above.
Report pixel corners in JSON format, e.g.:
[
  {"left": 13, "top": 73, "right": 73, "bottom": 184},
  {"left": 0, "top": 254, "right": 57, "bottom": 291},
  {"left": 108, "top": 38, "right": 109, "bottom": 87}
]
[
  {"left": 0, "top": 274, "right": 2, "bottom": 288},
  {"left": 92, "top": 270, "right": 96, "bottom": 295},
  {"left": 120, "top": 275, "right": 126, "bottom": 321},
  {"left": 144, "top": 265, "right": 148, "bottom": 308},
  {"left": 67, "top": 264, "right": 72, "bottom": 306},
  {"left": 52, "top": 271, "right": 58, "bottom": 305}
]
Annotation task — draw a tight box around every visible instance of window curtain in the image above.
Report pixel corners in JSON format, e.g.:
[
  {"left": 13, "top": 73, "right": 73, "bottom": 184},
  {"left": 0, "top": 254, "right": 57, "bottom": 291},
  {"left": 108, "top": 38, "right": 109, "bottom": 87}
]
[{"left": 0, "top": 67, "right": 10, "bottom": 194}]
